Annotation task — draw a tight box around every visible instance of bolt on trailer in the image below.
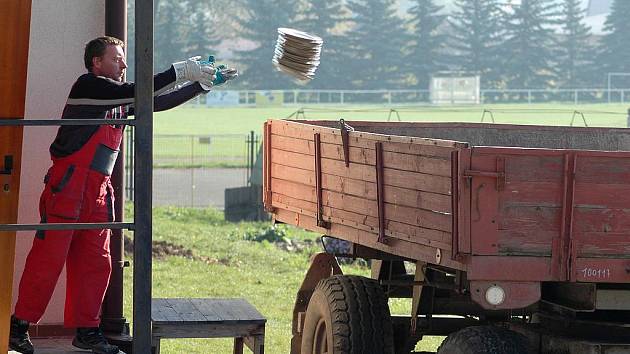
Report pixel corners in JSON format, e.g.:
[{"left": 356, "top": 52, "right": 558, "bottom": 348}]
[{"left": 263, "top": 119, "right": 630, "bottom": 354}]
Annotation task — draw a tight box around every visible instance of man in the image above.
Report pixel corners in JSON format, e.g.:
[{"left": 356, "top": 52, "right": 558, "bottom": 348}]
[{"left": 8, "top": 36, "right": 237, "bottom": 354}]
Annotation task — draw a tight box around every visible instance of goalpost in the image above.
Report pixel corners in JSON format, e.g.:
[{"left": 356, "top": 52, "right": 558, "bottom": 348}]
[
  {"left": 607, "top": 72, "right": 630, "bottom": 103},
  {"left": 430, "top": 73, "right": 481, "bottom": 105}
]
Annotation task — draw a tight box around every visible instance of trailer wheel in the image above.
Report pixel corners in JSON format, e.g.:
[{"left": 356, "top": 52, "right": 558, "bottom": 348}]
[
  {"left": 437, "top": 325, "right": 532, "bottom": 354},
  {"left": 300, "top": 275, "right": 395, "bottom": 354}
]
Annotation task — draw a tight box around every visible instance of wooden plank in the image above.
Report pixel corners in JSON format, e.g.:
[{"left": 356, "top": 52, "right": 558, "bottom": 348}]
[
  {"left": 152, "top": 323, "right": 264, "bottom": 339},
  {"left": 573, "top": 207, "right": 630, "bottom": 233},
  {"left": 272, "top": 193, "right": 452, "bottom": 249},
  {"left": 498, "top": 205, "right": 562, "bottom": 232},
  {"left": 271, "top": 162, "right": 452, "bottom": 196},
  {"left": 472, "top": 151, "right": 564, "bottom": 183},
  {"left": 576, "top": 156, "right": 630, "bottom": 184},
  {"left": 273, "top": 208, "right": 464, "bottom": 270},
  {"left": 270, "top": 182, "right": 452, "bottom": 233},
  {"left": 189, "top": 298, "right": 223, "bottom": 322},
  {"left": 271, "top": 119, "right": 466, "bottom": 152},
  {"left": 271, "top": 134, "right": 452, "bottom": 176},
  {"left": 166, "top": 298, "right": 207, "bottom": 322},
  {"left": 0, "top": 2, "right": 31, "bottom": 352},
  {"left": 574, "top": 183, "right": 630, "bottom": 208},
  {"left": 497, "top": 230, "right": 555, "bottom": 256},
  {"left": 501, "top": 182, "right": 563, "bottom": 205},
  {"left": 575, "top": 233, "right": 630, "bottom": 257},
  {"left": 151, "top": 299, "right": 184, "bottom": 323},
  {"left": 271, "top": 168, "right": 451, "bottom": 213}
]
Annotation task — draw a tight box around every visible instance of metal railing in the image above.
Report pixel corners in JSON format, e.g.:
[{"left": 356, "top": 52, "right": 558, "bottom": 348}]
[
  {"left": 0, "top": 2, "right": 154, "bottom": 352},
  {"left": 124, "top": 131, "right": 261, "bottom": 203},
  {"left": 187, "top": 88, "right": 630, "bottom": 106}
]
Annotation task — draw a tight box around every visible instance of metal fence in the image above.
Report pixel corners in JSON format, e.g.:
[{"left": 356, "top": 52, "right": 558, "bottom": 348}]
[
  {"left": 125, "top": 129, "right": 261, "bottom": 207},
  {"left": 188, "top": 88, "right": 630, "bottom": 106}
]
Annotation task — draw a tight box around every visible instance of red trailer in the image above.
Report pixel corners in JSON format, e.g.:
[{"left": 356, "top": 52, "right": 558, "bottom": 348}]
[{"left": 263, "top": 119, "right": 630, "bottom": 354}]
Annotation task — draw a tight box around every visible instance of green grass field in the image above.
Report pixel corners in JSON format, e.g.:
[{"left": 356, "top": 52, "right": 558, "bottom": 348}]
[
  {"left": 154, "top": 103, "right": 630, "bottom": 135},
  {"left": 134, "top": 103, "right": 630, "bottom": 353},
  {"left": 151, "top": 103, "right": 630, "bottom": 168},
  {"left": 123, "top": 207, "right": 443, "bottom": 353}
]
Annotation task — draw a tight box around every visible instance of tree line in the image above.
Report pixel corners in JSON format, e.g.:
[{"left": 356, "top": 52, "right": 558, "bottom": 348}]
[{"left": 126, "top": 0, "right": 630, "bottom": 90}]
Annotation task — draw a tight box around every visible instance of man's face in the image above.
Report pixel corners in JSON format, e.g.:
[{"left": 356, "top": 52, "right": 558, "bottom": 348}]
[{"left": 92, "top": 45, "right": 127, "bottom": 81}]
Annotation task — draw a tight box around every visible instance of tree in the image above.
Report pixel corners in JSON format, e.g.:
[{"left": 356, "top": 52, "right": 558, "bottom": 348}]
[
  {"left": 406, "top": 0, "right": 447, "bottom": 89},
  {"left": 500, "top": 0, "right": 560, "bottom": 89},
  {"left": 343, "top": 0, "right": 409, "bottom": 89},
  {"left": 154, "top": 0, "right": 186, "bottom": 71},
  {"left": 556, "top": 0, "right": 594, "bottom": 88},
  {"left": 448, "top": 0, "right": 504, "bottom": 88},
  {"left": 233, "top": 0, "right": 301, "bottom": 89},
  {"left": 292, "top": 0, "right": 351, "bottom": 89},
  {"left": 180, "top": 1, "right": 223, "bottom": 61},
  {"left": 598, "top": 0, "right": 630, "bottom": 88}
]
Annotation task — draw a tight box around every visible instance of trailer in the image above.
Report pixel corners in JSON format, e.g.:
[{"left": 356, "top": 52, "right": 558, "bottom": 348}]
[{"left": 263, "top": 119, "right": 630, "bottom": 354}]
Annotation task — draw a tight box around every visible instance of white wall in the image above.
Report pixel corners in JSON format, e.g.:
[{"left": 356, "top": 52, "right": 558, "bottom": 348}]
[{"left": 14, "top": 0, "right": 105, "bottom": 325}]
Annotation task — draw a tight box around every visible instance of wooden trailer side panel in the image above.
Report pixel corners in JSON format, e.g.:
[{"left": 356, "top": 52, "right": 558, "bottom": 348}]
[
  {"left": 468, "top": 148, "right": 566, "bottom": 280},
  {"left": 572, "top": 152, "right": 630, "bottom": 282},
  {"left": 264, "top": 120, "right": 466, "bottom": 270},
  {"left": 469, "top": 148, "right": 630, "bottom": 282},
  {"left": 470, "top": 149, "right": 565, "bottom": 257}
]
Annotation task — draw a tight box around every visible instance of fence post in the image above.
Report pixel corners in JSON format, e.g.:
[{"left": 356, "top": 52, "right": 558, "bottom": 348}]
[
  {"left": 190, "top": 135, "right": 195, "bottom": 207},
  {"left": 248, "top": 131, "right": 255, "bottom": 185},
  {"left": 341, "top": 91, "right": 344, "bottom": 104},
  {"left": 627, "top": 108, "right": 630, "bottom": 128},
  {"left": 528, "top": 90, "right": 532, "bottom": 104},
  {"left": 574, "top": 90, "right": 578, "bottom": 105}
]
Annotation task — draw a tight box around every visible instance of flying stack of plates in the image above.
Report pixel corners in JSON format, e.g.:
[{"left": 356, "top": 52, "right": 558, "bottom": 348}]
[{"left": 272, "top": 28, "right": 323, "bottom": 83}]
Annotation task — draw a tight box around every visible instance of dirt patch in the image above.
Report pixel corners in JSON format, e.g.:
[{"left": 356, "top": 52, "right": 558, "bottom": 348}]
[{"left": 123, "top": 235, "right": 231, "bottom": 265}]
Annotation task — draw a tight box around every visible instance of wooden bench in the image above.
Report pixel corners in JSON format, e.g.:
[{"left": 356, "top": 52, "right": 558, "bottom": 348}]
[{"left": 151, "top": 298, "right": 265, "bottom": 354}]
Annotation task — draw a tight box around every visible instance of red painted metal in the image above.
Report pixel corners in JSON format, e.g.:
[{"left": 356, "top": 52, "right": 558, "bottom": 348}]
[
  {"left": 470, "top": 281, "right": 540, "bottom": 310},
  {"left": 314, "top": 133, "right": 329, "bottom": 229},
  {"left": 468, "top": 256, "right": 553, "bottom": 281},
  {"left": 565, "top": 154, "right": 578, "bottom": 281},
  {"left": 451, "top": 150, "right": 459, "bottom": 260},
  {"left": 263, "top": 122, "right": 273, "bottom": 212},
  {"left": 375, "top": 142, "right": 386, "bottom": 244},
  {"left": 573, "top": 258, "right": 630, "bottom": 283}
]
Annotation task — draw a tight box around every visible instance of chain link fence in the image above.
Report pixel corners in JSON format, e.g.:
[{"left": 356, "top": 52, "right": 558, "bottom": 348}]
[{"left": 125, "top": 129, "right": 261, "bottom": 208}]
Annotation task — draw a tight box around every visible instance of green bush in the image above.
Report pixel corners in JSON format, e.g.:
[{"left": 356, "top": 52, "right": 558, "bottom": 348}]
[{"left": 242, "top": 224, "right": 289, "bottom": 243}]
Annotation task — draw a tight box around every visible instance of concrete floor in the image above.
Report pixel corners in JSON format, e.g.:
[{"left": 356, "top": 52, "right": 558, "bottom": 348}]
[
  {"left": 9, "top": 337, "right": 83, "bottom": 353},
  {"left": 8, "top": 338, "right": 130, "bottom": 354}
]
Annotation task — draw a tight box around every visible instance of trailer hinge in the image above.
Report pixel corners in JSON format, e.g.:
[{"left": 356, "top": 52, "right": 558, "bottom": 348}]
[
  {"left": 339, "top": 119, "right": 354, "bottom": 168},
  {"left": 463, "top": 157, "right": 505, "bottom": 191}
]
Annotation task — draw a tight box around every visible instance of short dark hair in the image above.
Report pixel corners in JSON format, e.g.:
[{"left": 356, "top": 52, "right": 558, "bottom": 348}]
[{"left": 84, "top": 36, "right": 125, "bottom": 71}]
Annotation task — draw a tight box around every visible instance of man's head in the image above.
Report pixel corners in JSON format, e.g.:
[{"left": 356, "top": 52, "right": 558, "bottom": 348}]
[{"left": 84, "top": 36, "right": 127, "bottom": 82}]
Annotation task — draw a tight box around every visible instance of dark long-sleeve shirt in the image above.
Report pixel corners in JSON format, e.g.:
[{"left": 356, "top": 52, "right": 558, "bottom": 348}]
[{"left": 50, "top": 67, "right": 206, "bottom": 157}]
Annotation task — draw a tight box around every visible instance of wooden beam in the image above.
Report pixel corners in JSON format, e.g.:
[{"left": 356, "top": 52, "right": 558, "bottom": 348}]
[{"left": 0, "top": 1, "right": 31, "bottom": 352}]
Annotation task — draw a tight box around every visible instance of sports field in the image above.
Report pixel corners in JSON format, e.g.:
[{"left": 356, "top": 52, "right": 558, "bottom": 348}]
[
  {"left": 154, "top": 103, "right": 630, "bottom": 135},
  {"left": 150, "top": 103, "right": 630, "bottom": 168}
]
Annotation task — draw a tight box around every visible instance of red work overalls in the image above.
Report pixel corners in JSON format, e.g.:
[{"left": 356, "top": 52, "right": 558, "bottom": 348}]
[{"left": 14, "top": 124, "right": 123, "bottom": 328}]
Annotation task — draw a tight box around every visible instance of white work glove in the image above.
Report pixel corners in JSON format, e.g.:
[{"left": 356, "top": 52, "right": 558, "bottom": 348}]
[
  {"left": 172, "top": 56, "right": 216, "bottom": 89},
  {"left": 213, "top": 64, "right": 239, "bottom": 87}
]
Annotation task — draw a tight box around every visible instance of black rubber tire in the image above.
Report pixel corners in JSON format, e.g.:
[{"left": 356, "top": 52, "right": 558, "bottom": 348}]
[
  {"left": 300, "top": 275, "right": 395, "bottom": 354},
  {"left": 437, "top": 325, "right": 533, "bottom": 354}
]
